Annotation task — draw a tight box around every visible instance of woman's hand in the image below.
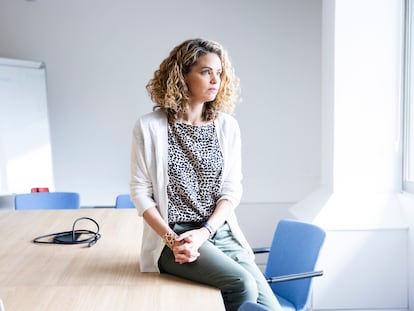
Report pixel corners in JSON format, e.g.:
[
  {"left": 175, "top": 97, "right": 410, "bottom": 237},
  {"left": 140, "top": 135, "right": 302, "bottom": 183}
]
[{"left": 172, "top": 228, "right": 210, "bottom": 264}]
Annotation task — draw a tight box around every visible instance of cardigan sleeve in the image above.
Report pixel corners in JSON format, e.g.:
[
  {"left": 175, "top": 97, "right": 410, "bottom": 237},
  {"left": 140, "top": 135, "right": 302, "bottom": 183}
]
[
  {"left": 129, "top": 118, "right": 157, "bottom": 216},
  {"left": 217, "top": 113, "right": 243, "bottom": 208}
]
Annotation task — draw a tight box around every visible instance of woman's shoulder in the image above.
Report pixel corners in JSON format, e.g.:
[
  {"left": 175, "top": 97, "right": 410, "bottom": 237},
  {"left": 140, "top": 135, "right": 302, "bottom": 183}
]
[
  {"left": 132, "top": 109, "right": 167, "bottom": 137},
  {"left": 140, "top": 109, "right": 166, "bottom": 122},
  {"left": 135, "top": 109, "right": 167, "bottom": 127},
  {"left": 216, "top": 111, "right": 240, "bottom": 131}
]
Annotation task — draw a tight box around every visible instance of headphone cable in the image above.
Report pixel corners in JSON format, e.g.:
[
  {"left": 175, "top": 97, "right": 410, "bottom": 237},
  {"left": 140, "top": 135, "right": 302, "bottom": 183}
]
[{"left": 33, "top": 217, "right": 101, "bottom": 247}]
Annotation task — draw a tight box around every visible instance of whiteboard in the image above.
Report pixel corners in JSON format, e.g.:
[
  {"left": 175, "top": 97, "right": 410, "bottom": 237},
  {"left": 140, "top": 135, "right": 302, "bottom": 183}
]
[{"left": 0, "top": 58, "right": 54, "bottom": 194}]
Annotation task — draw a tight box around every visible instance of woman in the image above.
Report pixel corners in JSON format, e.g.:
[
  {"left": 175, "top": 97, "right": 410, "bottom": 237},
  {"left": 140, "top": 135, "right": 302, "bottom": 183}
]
[{"left": 130, "top": 38, "right": 281, "bottom": 311}]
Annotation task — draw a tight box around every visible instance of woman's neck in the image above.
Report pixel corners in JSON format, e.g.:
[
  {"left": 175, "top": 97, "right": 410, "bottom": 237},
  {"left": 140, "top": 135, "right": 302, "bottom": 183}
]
[{"left": 179, "top": 104, "right": 206, "bottom": 126}]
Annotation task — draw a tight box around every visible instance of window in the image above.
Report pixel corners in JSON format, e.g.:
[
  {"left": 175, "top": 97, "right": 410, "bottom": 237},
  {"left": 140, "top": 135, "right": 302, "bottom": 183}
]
[{"left": 403, "top": 0, "right": 414, "bottom": 193}]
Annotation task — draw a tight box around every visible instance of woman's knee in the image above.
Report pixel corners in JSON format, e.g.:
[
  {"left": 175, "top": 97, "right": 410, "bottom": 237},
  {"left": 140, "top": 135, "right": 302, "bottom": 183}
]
[
  {"left": 220, "top": 271, "right": 259, "bottom": 311},
  {"left": 223, "top": 270, "right": 259, "bottom": 300}
]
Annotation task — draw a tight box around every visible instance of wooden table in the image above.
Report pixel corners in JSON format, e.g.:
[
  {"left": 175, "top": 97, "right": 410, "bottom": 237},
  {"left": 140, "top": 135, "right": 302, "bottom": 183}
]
[{"left": 0, "top": 209, "right": 224, "bottom": 311}]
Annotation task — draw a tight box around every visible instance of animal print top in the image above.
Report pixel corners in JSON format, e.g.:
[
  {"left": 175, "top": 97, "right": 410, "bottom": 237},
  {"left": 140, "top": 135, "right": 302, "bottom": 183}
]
[{"left": 167, "top": 121, "right": 224, "bottom": 225}]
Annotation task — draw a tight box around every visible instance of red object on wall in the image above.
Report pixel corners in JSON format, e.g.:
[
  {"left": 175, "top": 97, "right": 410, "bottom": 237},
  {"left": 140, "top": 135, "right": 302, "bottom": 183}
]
[{"left": 31, "top": 188, "right": 49, "bottom": 193}]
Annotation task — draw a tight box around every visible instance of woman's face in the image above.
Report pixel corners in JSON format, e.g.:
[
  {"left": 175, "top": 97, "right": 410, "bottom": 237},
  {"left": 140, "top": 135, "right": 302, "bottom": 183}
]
[{"left": 184, "top": 53, "right": 222, "bottom": 106}]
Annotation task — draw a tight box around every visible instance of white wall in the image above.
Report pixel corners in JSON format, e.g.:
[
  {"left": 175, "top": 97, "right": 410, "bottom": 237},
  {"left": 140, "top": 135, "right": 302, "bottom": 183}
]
[
  {"left": 399, "top": 193, "right": 414, "bottom": 311},
  {"left": 0, "top": 0, "right": 322, "bottom": 207}
]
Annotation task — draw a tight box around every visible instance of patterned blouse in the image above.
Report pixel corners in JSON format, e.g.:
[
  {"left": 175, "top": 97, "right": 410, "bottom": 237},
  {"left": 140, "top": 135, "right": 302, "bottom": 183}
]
[{"left": 167, "top": 121, "right": 224, "bottom": 225}]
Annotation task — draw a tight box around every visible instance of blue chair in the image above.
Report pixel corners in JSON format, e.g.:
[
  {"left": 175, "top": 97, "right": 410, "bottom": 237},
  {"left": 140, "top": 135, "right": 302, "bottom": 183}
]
[
  {"left": 254, "top": 219, "right": 326, "bottom": 311},
  {"left": 14, "top": 192, "right": 80, "bottom": 210},
  {"left": 115, "top": 194, "right": 135, "bottom": 208},
  {"left": 238, "top": 301, "right": 271, "bottom": 311}
]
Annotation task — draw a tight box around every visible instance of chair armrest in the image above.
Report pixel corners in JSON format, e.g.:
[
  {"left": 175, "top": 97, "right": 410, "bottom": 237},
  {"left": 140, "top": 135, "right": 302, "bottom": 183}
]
[
  {"left": 266, "top": 270, "right": 324, "bottom": 283},
  {"left": 252, "top": 247, "right": 271, "bottom": 254}
]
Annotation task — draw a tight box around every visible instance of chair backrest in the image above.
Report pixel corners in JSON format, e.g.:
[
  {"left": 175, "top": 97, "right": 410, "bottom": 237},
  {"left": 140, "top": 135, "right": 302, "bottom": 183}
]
[
  {"left": 265, "top": 219, "right": 326, "bottom": 311},
  {"left": 115, "top": 194, "right": 135, "bottom": 208},
  {"left": 238, "top": 301, "right": 271, "bottom": 311},
  {"left": 14, "top": 192, "right": 80, "bottom": 210}
]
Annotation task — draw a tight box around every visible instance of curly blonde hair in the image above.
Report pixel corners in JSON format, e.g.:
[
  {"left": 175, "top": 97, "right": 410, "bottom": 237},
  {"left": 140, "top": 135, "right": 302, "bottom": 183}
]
[{"left": 146, "top": 38, "right": 240, "bottom": 122}]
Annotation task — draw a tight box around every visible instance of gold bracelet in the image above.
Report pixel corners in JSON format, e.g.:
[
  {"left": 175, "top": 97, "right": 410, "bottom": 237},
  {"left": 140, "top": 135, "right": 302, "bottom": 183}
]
[{"left": 163, "top": 231, "right": 177, "bottom": 249}]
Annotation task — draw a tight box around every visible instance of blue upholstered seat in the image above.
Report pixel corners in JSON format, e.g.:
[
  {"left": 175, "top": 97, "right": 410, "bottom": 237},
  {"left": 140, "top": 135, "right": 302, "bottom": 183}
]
[
  {"left": 255, "top": 219, "right": 326, "bottom": 311},
  {"left": 14, "top": 192, "right": 80, "bottom": 210},
  {"left": 114, "top": 194, "right": 135, "bottom": 208}
]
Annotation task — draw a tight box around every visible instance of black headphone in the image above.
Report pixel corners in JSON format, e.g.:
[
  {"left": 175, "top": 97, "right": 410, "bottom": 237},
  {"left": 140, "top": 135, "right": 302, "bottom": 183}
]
[{"left": 33, "top": 217, "right": 101, "bottom": 247}]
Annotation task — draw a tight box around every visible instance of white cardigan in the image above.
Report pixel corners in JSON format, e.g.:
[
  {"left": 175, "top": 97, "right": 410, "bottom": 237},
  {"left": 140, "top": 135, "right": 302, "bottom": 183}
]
[{"left": 130, "top": 109, "right": 253, "bottom": 272}]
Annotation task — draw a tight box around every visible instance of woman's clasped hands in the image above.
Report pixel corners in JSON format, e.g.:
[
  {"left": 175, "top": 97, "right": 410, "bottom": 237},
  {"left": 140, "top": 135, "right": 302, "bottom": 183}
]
[{"left": 171, "top": 228, "right": 210, "bottom": 264}]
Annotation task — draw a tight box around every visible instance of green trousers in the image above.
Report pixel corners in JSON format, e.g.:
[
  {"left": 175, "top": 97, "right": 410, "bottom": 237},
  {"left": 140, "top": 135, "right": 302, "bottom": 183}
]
[{"left": 158, "top": 222, "right": 282, "bottom": 311}]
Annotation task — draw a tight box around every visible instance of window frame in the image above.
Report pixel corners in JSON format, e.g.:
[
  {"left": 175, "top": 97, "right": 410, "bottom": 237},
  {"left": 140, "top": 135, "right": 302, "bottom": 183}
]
[{"left": 403, "top": 0, "right": 414, "bottom": 193}]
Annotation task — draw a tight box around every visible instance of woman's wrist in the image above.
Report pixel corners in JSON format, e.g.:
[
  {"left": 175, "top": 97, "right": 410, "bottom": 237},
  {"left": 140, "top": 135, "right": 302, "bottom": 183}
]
[{"left": 202, "top": 222, "right": 216, "bottom": 238}]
